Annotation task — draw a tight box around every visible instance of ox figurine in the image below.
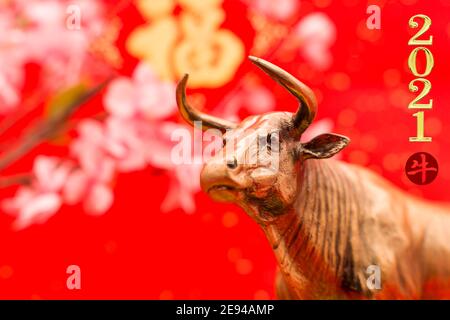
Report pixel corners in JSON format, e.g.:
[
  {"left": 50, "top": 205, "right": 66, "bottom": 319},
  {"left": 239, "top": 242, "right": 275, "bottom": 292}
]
[{"left": 175, "top": 56, "right": 450, "bottom": 299}]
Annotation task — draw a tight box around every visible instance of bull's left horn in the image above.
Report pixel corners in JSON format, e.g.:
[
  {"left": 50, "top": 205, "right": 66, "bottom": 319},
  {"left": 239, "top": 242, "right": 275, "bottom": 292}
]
[
  {"left": 176, "top": 74, "right": 237, "bottom": 132},
  {"left": 248, "top": 56, "right": 317, "bottom": 136}
]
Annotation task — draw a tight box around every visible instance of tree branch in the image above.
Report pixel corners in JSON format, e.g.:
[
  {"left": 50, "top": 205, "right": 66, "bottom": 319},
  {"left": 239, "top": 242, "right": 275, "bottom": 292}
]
[
  {"left": 0, "top": 173, "right": 31, "bottom": 188},
  {"left": 0, "top": 78, "right": 112, "bottom": 171}
]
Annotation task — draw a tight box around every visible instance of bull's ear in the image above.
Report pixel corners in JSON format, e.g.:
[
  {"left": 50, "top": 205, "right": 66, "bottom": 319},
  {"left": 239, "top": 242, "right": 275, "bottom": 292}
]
[{"left": 300, "top": 133, "right": 350, "bottom": 160}]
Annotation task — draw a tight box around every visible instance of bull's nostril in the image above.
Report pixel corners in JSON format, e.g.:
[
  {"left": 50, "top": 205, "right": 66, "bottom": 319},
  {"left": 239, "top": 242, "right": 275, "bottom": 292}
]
[{"left": 227, "top": 157, "right": 238, "bottom": 169}]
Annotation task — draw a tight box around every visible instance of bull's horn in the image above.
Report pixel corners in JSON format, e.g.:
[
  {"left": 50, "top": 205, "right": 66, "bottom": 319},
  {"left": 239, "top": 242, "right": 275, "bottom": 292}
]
[
  {"left": 248, "top": 56, "right": 317, "bottom": 136},
  {"left": 176, "top": 74, "right": 237, "bottom": 132}
]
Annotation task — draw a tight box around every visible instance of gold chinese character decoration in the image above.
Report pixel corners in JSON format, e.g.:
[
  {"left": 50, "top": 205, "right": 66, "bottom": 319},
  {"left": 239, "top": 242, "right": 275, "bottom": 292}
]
[{"left": 127, "top": 0, "right": 245, "bottom": 88}]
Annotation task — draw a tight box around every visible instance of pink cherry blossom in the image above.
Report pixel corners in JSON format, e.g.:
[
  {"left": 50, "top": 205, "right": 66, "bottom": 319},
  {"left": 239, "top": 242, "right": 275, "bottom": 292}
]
[
  {"left": 101, "top": 64, "right": 177, "bottom": 173},
  {"left": 69, "top": 62, "right": 187, "bottom": 214},
  {"left": 214, "top": 84, "right": 276, "bottom": 121},
  {"left": 135, "top": 122, "right": 203, "bottom": 214},
  {"left": 66, "top": 61, "right": 178, "bottom": 215},
  {"left": 104, "top": 117, "right": 148, "bottom": 172},
  {"left": 20, "top": 0, "right": 106, "bottom": 87},
  {"left": 70, "top": 119, "right": 108, "bottom": 170},
  {"left": 63, "top": 118, "right": 115, "bottom": 214},
  {"left": 0, "top": 8, "right": 26, "bottom": 113},
  {"left": 0, "top": 62, "right": 24, "bottom": 114},
  {"left": 102, "top": 62, "right": 178, "bottom": 172},
  {"left": 0, "top": 0, "right": 108, "bottom": 114},
  {"left": 294, "top": 13, "right": 337, "bottom": 70},
  {"left": 161, "top": 158, "right": 203, "bottom": 214},
  {"left": 66, "top": 119, "right": 116, "bottom": 214},
  {"left": 63, "top": 158, "right": 115, "bottom": 215},
  {"left": 71, "top": 117, "right": 144, "bottom": 173},
  {"left": 242, "top": 85, "right": 276, "bottom": 114},
  {"left": 104, "top": 62, "right": 177, "bottom": 120},
  {"left": 145, "top": 121, "right": 183, "bottom": 171},
  {"left": 243, "top": 0, "right": 299, "bottom": 21},
  {"left": 2, "top": 156, "right": 72, "bottom": 229}
]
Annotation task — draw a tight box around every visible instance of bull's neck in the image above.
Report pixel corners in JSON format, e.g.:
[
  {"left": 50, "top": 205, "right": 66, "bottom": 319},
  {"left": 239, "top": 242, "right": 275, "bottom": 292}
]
[{"left": 262, "top": 159, "right": 368, "bottom": 296}]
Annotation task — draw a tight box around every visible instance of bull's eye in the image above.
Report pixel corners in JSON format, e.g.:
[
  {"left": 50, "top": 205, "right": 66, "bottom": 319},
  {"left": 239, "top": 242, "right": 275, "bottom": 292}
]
[{"left": 267, "top": 132, "right": 280, "bottom": 152}]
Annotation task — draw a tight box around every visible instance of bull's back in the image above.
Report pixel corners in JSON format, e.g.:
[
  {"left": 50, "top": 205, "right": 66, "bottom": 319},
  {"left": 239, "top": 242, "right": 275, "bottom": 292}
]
[
  {"left": 348, "top": 162, "right": 450, "bottom": 298},
  {"left": 274, "top": 160, "right": 450, "bottom": 299},
  {"left": 408, "top": 199, "right": 450, "bottom": 297}
]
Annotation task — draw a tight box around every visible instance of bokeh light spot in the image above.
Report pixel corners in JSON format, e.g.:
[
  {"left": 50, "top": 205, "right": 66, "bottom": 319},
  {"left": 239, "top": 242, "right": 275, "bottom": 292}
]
[
  {"left": 356, "top": 20, "right": 382, "bottom": 42},
  {"left": 313, "top": 0, "right": 332, "bottom": 8},
  {"left": 383, "top": 153, "right": 401, "bottom": 172},
  {"left": 0, "top": 265, "right": 13, "bottom": 279},
  {"left": 383, "top": 69, "right": 401, "bottom": 88},
  {"left": 389, "top": 88, "right": 413, "bottom": 108},
  {"left": 236, "top": 259, "right": 253, "bottom": 275},
  {"left": 400, "top": 0, "right": 419, "bottom": 5},
  {"left": 338, "top": 109, "right": 357, "bottom": 127},
  {"left": 360, "top": 134, "right": 378, "bottom": 152},
  {"left": 227, "top": 248, "right": 242, "bottom": 263},
  {"left": 425, "top": 117, "right": 443, "bottom": 136},
  {"left": 222, "top": 211, "right": 239, "bottom": 228},
  {"left": 254, "top": 289, "right": 270, "bottom": 300},
  {"left": 105, "top": 240, "right": 117, "bottom": 254},
  {"left": 349, "top": 150, "right": 369, "bottom": 166},
  {"left": 325, "top": 72, "right": 351, "bottom": 91}
]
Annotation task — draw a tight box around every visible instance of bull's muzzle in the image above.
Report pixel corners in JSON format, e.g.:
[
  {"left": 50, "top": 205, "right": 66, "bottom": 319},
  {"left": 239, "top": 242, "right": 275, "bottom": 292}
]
[{"left": 200, "top": 156, "right": 243, "bottom": 202}]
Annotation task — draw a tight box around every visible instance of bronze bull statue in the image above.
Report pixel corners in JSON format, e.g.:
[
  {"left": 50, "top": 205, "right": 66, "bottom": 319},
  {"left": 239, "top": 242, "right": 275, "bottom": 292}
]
[{"left": 175, "top": 56, "right": 450, "bottom": 299}]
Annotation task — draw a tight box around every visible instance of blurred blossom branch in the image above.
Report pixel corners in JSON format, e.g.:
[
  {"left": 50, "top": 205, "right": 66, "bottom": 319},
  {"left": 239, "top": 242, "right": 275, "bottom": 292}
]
[
  {"left": 0, "top": 79, "right": 112, "bottom": 171},
  {"left": 1, "top": 62, "right": 183, "bottom": 229},
  {"left": 0, "top": 173, "right": 31, "bottom": 188},
  {"left": 0, "top": 91, "right": 45, "bottom": 140}
]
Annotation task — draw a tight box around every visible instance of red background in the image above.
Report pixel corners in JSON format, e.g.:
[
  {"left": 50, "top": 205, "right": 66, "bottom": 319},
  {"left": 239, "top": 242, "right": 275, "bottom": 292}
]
[{"left": 1, "top": 0, "right": 450, "bottom": 299}]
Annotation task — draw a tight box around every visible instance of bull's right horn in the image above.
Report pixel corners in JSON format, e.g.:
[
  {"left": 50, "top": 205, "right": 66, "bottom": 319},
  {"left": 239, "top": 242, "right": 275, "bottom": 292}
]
[{"left": 248, "top": 56, "right": 317, "bottom": 137}]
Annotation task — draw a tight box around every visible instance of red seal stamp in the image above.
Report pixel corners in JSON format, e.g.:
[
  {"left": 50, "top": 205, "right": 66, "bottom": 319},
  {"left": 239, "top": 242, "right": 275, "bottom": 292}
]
[{"left": 405, "top": 152, "right": 438, "bottom": 185}]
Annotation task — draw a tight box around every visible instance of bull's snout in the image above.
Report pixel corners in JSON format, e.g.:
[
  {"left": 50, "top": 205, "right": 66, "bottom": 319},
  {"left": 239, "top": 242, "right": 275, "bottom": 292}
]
[{"left": 200, "top": 156, "right": 243, "bottom": 202}]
